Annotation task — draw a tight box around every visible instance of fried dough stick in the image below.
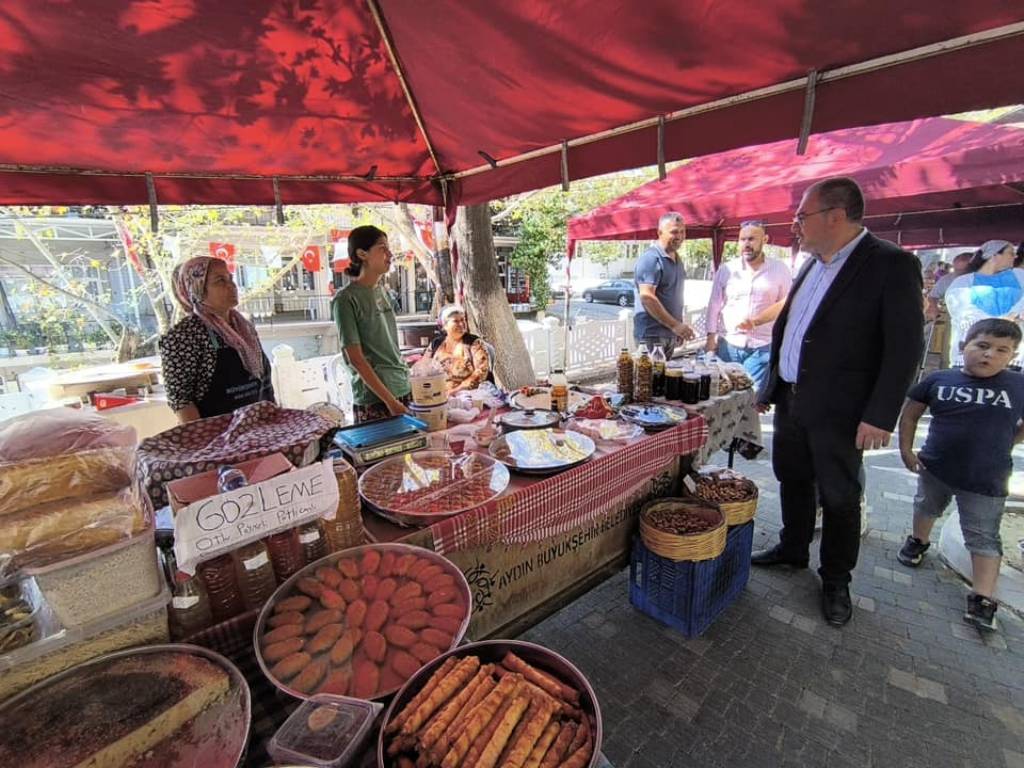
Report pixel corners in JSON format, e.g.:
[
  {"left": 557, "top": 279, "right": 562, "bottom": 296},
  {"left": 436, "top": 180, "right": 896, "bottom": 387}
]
[
  {"left": 387, "top": 657, "right": 459, "bottom": 734},
  {"left": 402, "top": 656, "right": 481, "bottom": 736},
  {"left": 522, "top": 721, "right": 560, "bottom": 768},
  {"left": 419, "top": 665, "right": 494, "bottom": 756},
  {"left": 537, "top": 722, "right": 576, "bottom": 768},
  {"left": 497, "top": 697, "right": 556, "bottom": 768},
  {"left": 430, "top": 674, "right": 498, "bottom": 764},
  {"left": 463, "top": 686, "right": 523, "bottom": 768},
  {"left": 561, "top": 725, "right": 594, "bottom": 768},
  {"left": 442, "top": 674, "right": 521, "bottom": 768},
  {"left": 501, "top": 652, "right": 580, "bottom": 705},
  {"left": 473, "top": 691, "right": 530, "bottom": 768}
]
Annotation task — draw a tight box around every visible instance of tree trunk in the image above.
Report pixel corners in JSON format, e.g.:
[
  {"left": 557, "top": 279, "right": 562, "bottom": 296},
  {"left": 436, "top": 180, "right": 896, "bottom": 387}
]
[
  {"left": 453, "top": 204, "right": 536, "bottom": 389},
  {"left": 0, "top": 278, "right": 17, "bottom": 330}
]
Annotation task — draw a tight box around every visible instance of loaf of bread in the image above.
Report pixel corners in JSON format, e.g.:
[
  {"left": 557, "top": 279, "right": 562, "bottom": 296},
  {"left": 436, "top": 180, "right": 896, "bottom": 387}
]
[
  {"left": 0, "top": 490, "right": 145, "bottom": 569},
  {"left": 0, "top": 447, "right": 134, "bottom": 518}
]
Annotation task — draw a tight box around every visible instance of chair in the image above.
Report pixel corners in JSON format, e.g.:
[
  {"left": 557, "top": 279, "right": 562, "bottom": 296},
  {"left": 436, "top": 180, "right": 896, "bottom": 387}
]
[
  {"left": 326, "top": 353, "right": 354, "bottom": 420},
  {"left": 481, "top": 340, "right": 497, "bottom": 384}
]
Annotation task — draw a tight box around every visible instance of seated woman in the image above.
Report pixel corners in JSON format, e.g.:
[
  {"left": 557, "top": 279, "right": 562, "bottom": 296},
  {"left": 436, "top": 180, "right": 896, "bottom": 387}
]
[
  {"left": 424, "top": 306, "right": 492, "bottom": 394},
  {"left": 159, "top": 256, "right": 274, "bottom": 422}
]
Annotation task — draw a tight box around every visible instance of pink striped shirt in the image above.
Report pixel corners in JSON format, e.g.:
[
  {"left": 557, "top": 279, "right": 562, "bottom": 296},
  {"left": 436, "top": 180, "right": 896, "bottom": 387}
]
[{"left": 705, "top": 256, "right": 792, "bottom": 348}]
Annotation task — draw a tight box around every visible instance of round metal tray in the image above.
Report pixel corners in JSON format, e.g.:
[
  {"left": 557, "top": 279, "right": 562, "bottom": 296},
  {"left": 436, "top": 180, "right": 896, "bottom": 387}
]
[
  {"left": 0, "top": 643, "right": 251, "bottom": 768},
  {"left": 254, "top": 543, "right": 472, "bottom": 702},
  {"left": 489, "top": 428, "right": 596, "bottom": 475},
  {"left": 509, "top": 387, "right": 589, "bottom": 412},
  {"left": 377, "top": 639, "right": 603, "bottom": 768},
  {"left": 358, "top": 450, "right": 510, "bottom": 527},
  {"left": 619, "top": 403, "right": 691, "bottom": 431}
]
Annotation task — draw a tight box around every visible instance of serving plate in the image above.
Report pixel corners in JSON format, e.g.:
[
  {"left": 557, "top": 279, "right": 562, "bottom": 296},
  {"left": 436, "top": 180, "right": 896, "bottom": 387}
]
[
  {"left": 509, "top": 387, "right": 588, "bottom": 412},
  {"left": 619, "top": 403, "right": 691, "bottom": 431},
  {"left": 359, "top": 450, "right": 510, "bottom": 526},
  {"left": 488, "top": 429, "right": 595, "bottom": 475}
]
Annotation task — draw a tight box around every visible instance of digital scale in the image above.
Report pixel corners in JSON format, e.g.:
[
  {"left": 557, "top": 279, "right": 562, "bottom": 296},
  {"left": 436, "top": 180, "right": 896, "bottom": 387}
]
[{"left": 332, "top": 414, "right": 430, "bottom": 468}]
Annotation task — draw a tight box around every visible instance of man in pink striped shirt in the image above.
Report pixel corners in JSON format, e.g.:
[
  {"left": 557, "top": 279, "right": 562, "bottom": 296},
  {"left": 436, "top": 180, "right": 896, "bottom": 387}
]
[{"left": 704, "top": 221, "right": 792, "bottom": 392}]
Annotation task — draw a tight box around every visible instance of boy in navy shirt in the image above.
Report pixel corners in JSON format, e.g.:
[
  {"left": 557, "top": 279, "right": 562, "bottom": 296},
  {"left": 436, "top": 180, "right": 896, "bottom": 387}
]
[{"left": 897, "top": 319, "right": 1024, "bottom": 630}]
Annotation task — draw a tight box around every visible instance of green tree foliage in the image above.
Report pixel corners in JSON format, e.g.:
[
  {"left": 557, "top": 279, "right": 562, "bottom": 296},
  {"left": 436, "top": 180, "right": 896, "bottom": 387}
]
[{"left": 492, "top": 168, "right": 664, "bottom": 306}]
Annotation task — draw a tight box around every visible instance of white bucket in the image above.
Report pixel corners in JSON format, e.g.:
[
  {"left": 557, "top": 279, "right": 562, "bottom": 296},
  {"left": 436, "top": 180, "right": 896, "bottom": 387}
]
[
  {"left": 409, "top": 401, "right": 448, "bottom": 432},
  {"left": 410, "top": 372, "right": 447, "bottom": 406}
]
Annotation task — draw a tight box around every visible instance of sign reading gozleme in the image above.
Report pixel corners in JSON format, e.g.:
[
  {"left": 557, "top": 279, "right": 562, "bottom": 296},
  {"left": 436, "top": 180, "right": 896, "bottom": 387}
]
[{"left": 174, "top": 459, "right": 339, "bottom": 575}]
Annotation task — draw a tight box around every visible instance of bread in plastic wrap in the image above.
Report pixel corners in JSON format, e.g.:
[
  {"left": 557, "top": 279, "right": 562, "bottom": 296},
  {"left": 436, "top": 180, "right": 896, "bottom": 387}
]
[
  {"left": 0, "top": 489, "right": 146, "bottom": 573},
  {"left": 0, "top": 447, "right": 135, "bottom": 518},
  {"left": 0, "top": 408, "right": 135, "bottom": 463}
]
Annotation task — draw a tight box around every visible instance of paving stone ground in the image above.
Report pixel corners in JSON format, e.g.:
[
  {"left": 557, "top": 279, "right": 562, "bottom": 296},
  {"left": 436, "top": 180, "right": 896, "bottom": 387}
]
[{"left": 520, "top": 415, "right": 1024, "bottom": 768}]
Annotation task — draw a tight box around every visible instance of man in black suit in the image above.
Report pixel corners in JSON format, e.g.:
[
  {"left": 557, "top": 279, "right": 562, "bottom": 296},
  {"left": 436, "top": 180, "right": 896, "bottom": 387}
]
[{"left": 752, "top": 177, "right": 924, "bottom": 626}]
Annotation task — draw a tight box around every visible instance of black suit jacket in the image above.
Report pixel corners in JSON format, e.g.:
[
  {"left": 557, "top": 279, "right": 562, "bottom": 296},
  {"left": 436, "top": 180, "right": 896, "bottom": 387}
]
[{"left": 759, "top": 232, "right": 924, "bottom": 432}]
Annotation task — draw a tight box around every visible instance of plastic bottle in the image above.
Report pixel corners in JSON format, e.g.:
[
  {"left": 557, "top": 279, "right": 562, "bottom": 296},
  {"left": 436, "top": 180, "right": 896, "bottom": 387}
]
[
  {"left": 325, "top": 451, "right": 364, "bottom": 551},
  {"left": 634, "top": 344, "right": 653, "bottom": 402},
  {"left": 234, "top": 540, "right": 278, "bottom": 611},
  {"left": 550, "top": 369, "right": 569, "bottom": 412},
  {"left": 168, "top": 568, "right": 213, "bottom": 640},
  {"left": 266, "top": 528, "right": 304, "bottom": 582},
  {"left": 298, "top": 520, "right": 329, "bottom": 566},
  {"left": 217, "top": 465, "right": 248, "bottom": 493},
  {"left": 198, "top": 554, "right": 245, "bottom": 622},
  {"left": 651, "top": 346, "right": 667, "bottom": 398},
  {"left": 616, "top": 347, "right": 634, "bottom": 401}
]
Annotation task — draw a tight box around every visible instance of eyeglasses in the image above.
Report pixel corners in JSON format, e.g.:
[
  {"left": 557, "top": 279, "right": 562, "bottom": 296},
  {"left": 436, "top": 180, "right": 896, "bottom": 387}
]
[{"left": 792, "top": 207, "right": 837, "bottom": 224}]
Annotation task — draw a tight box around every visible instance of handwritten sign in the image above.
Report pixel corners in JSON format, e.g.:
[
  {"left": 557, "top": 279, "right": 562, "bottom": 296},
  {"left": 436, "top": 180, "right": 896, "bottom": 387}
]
[{"left": 175, "top": 459, "right": 339, "bottom": 575}]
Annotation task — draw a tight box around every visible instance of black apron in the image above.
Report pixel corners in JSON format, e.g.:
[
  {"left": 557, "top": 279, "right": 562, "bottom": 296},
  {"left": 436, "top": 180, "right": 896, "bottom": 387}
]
[{"left": 195, "top": 333, "right": 273, "bottom": 419}]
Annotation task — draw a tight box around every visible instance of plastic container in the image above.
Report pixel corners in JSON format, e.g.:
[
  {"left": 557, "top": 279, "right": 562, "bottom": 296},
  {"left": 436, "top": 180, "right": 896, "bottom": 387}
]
[
  {"left": 168, "top": 570, "right": 213, "bottom": 640},
  {"left": 0, "top": 583, "right": 170, "bottom": 701},
  {"left": 298, "top": 521, "right": 329, "bottom": 566},
  {"left": 629, "top": 521, "right": 753, "bottom": 637},
  {"left": 266, "top": 528, "right": 304, "bottom": 582},
  {"left": 233, "top": 540, "right": 278, "bottom": 611},
  {"left": 269, "top": 693, "right": 380, "bottom": 767},
  {"left": 409, "top": 402, "right": 448, "bottom": 432},
  {"left": 325, "top": 454, "right": 364, "bottom": 552},
  {"left": 24, "top": 528, "right": 162, "bottom": 628},
  {"left": 550, "top": 369, "right": 569, "bottom": 412},
  {"left": 409, "top": 371, "right": 447, "bottom": 406},
  {"left": 0, "top": 579, "right": 49, "bottom": 655}
]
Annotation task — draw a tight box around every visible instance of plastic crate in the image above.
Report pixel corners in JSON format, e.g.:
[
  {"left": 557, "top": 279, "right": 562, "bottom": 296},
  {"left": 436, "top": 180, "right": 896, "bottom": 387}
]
[{"left": 629, "top": 521, "right": 753, "bottom": 637}]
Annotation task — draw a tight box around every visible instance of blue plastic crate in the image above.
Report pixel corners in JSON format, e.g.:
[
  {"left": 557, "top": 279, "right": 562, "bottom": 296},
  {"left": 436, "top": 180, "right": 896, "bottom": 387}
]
[{"left": 629, "top": 521, "right": 753, "bottom": 637}]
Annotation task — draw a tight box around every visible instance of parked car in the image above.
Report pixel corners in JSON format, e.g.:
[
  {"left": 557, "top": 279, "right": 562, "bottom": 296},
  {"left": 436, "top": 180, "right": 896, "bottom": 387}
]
[{"left": 582, "top": 279, "right": 634, "bottom": 307}]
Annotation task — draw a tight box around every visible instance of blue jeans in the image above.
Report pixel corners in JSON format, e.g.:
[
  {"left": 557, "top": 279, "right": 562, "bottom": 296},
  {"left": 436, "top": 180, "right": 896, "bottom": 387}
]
[{"left": 716, "top": 340, "right": 771, "bottom": 393}]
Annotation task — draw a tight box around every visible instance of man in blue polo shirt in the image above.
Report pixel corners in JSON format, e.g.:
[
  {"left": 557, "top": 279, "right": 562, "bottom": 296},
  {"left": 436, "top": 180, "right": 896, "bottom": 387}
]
[{"left": 633, "top": 212, "right": 695, "bottom": 359}]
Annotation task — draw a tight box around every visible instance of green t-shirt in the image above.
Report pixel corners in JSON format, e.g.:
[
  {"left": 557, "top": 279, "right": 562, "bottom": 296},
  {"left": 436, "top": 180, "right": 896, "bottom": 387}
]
[{"left": 332, "top": 283, "right": 411, "bottom": 405}]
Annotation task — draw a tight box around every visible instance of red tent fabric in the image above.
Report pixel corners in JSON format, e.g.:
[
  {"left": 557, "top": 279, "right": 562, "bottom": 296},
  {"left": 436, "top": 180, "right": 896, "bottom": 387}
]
[
  {"left": 0, "top": 2, "right": 1021, "bottom": 207},
  {"left": 567, "top": 117, "right": 1024, "bottom": 255}
]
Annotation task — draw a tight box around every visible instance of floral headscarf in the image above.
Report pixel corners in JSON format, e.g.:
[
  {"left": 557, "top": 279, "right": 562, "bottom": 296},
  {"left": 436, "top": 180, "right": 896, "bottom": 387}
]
[{"left": 173, "top": 256, "right": 265, "bottom": 378}]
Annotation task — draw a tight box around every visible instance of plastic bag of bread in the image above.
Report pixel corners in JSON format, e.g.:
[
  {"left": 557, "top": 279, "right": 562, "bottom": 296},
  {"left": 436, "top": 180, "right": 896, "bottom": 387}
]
[
  {"left": 0, "top": 447, "right": 135, "bottom": 518},
  {"left": 0, "top": 408, "right": 135, "bottom": 462},
  {"left": 0, "top": 488, "right": 147, "bottom": 575}
]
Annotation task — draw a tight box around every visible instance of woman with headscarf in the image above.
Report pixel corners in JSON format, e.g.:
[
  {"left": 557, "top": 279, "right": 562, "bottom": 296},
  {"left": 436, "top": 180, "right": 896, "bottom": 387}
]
[
  {"left": 332, "top": 225, "right": 411, "bottom": 422},
  {"left": 159, "top": 256, "right": 274, "bottom": 422},
  {"left": 945, "top": 240, "right": 1024, "bottom": 366},
  {"left": 424, "top": 305, "right": 492, "bottom": 394}
]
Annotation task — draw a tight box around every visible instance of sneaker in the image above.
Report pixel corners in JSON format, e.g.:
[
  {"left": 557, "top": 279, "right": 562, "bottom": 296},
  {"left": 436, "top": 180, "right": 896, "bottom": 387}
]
[
  {"left": 964, "top": 592, "right": 999, "bottom": 631},
  {"left": 897, "top": 536, "right": 930, "bottom": 567}
]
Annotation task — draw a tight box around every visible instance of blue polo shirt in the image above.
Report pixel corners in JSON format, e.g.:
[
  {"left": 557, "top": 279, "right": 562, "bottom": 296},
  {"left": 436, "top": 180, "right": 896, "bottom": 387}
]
[{"left": 633, "top": 244, "right": 685, "bottom": 340}]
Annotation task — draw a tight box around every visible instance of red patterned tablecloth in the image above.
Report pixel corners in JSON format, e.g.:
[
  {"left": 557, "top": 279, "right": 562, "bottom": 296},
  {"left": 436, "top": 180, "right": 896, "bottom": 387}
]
[{"left": 430, "top": 416, "right": 707, "bottom": 554}]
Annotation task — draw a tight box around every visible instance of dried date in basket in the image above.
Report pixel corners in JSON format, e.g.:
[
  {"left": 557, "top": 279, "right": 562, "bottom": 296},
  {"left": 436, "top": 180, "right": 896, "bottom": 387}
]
[{"left": 645, "top": 506, "right": 718, "bottom": 535}]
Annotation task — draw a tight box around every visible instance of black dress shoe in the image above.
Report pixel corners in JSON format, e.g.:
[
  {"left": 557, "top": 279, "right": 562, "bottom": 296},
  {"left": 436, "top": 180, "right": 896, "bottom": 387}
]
[
  {"left": 750, "top": 544, "right": 809, "bottom": 568},
  {"left": 822, "top": 583, "right": 853, "bottom": 627}
]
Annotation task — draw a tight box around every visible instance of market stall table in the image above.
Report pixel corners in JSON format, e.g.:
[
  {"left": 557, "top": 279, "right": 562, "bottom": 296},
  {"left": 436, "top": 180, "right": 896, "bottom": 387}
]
[{"left": 359, "top": 408, "right": 710, "bottom": 639}]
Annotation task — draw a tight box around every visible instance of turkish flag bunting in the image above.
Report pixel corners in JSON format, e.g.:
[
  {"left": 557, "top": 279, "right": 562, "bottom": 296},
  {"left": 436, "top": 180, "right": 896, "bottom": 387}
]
[
  {"left": 333, "top": 257, "right": 350, "bottom": 273},
  {"left": 302, "top": 245, "right": 322, "bottom": 272},
  {"left": 209, "top": 242, "right": 237, "bottom": 272},
  {"left": 417, "top": 222, "right": 434, "bottom": 251},
  {"left": 329, "top": 229, "right": 350, "bottom": 243}
]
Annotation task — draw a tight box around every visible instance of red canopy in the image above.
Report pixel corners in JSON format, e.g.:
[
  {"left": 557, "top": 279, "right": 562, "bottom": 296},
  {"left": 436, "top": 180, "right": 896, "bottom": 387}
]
[
  {"left": 0, "top": 2, "right": 1022, "bottom": 207},
  {"left": 568, "top": 117, "right": 1024, "bottom": 254}
]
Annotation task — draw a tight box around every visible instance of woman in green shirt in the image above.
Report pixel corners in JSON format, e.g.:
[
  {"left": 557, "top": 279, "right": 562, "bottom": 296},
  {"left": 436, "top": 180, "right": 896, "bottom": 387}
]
[{"left": 332, "top": 225, "right": 412, "bottom": 422}]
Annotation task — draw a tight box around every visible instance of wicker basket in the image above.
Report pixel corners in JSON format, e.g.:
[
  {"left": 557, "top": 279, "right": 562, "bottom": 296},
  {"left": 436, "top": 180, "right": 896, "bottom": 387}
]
[
  {"left": 639, "top": 498, "right": 726, "bottom": 562},
  {"left": 716, "top": 495, "right": 758, "bottom": 526}
]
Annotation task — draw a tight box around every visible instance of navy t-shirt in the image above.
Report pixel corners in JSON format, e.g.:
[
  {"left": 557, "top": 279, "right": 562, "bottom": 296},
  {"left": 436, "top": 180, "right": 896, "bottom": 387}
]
[
  {"left": 633, "top": 245, "right": 685, "bottom": 340},
  {"left": 908, "top": 369, "right": 1024, "bottom": 496}
]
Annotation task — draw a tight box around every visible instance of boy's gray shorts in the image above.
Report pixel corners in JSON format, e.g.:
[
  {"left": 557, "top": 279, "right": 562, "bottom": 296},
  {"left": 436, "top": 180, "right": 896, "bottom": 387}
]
[{"left": 914, "top": 468, "right": 1005, "bottom": 558}]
